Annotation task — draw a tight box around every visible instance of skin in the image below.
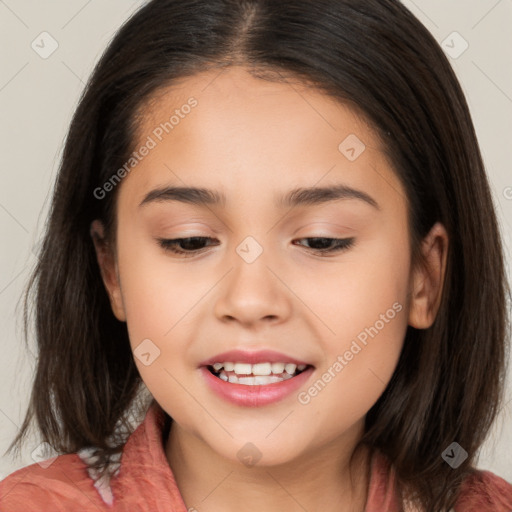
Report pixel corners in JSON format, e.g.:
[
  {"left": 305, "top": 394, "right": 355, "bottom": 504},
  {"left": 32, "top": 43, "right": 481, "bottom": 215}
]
[{"left": 92, "top": 66, "right": 448, "bottom": 511}]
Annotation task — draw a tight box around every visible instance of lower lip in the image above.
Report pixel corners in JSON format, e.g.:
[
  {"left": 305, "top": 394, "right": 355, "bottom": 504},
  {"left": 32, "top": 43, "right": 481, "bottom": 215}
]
[{"left": 200, "top": 366, "right": 314, "bottom": 407}]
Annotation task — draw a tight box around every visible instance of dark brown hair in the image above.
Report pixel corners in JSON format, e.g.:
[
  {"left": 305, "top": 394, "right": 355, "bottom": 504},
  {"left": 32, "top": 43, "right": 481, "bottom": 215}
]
[{"left": 8, "top": 1, "right": 510, "bottom": 510}]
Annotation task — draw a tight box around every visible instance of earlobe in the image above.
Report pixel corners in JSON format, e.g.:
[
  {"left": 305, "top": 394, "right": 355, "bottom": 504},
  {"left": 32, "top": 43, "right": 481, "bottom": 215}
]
[
  {"left": 408, "top": 222, "right": 449, "bottom": 329},
  {"left": 90, "top": 219, "right": 127, "bottom": 322}
]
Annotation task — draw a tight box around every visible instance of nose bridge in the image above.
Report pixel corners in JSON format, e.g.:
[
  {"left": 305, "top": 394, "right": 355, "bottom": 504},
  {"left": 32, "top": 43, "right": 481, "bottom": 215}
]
[
  {"left": 213, "top": 232, "right": 291, "bottom": 326},
  {"left": 223, "top": 195, "right": 281, "bottom": 268}
]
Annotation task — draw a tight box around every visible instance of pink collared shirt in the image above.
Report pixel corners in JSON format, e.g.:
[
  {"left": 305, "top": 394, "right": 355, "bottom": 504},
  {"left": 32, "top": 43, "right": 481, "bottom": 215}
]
[{"left": 1, "top": 403, "right": 512, "bottom": 511}]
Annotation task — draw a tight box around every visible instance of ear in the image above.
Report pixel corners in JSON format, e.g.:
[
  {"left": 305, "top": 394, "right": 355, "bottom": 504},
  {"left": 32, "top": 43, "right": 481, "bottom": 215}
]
[
  {"left": 90, "top": 219, "right": 126, "bottom": 322},
  {"left": 408, "top": 221, "right": 449, "bottom": 329}
]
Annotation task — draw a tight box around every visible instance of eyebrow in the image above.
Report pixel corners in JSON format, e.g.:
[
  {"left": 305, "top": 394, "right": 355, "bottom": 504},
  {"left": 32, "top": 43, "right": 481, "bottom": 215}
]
[{"left": 139, "top": 184, "right": 380, "bottom": 210}]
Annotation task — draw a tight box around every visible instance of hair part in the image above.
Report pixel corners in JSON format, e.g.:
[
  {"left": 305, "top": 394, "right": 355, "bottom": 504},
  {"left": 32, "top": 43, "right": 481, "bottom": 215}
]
[{"left": 8, "top": 1, "right": 510, "bottom": 510}]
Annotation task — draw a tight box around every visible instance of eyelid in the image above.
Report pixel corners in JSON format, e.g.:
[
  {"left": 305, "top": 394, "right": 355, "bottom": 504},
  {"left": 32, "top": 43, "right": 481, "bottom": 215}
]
[{"left": 291, "top": 220, "right": 356, "bottom": 235}]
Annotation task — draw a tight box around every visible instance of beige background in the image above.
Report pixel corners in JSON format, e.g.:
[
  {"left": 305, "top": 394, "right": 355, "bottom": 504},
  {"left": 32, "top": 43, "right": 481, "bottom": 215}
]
[{"left": 1, "top": 0, "right": 511, "bottom": 481}]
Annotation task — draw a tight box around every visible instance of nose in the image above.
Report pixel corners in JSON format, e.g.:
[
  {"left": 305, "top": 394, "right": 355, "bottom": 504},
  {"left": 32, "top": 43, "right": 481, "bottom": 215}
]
[{"left": 213, "top": 248, "right": 293, "bottom": 328}]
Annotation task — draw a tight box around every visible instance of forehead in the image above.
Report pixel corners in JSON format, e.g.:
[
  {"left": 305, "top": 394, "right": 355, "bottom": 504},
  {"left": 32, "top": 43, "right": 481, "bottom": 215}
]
[
  {"left": 121, "top": 66, "right": 406, "bottom": 211},
  {"left": 138, "top": 66, "right": 380, "bottom": 152}
]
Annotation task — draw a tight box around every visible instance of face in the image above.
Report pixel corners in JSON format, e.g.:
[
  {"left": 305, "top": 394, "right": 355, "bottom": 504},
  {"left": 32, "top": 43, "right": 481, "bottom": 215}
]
[{"left": 93, "top": 66, "right": 447, "bottom": 468}]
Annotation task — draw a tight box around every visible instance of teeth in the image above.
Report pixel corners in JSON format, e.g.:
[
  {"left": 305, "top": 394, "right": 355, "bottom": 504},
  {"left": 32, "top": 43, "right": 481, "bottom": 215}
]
[
  {"left": 224, "top": 374, "right": 290, "bottom": 386},
  {"left": 209, "top": 360, "right": 310, "bottom": 385},
  {"left": 252, "top": 363, "right": 272, "bottom": 376},
  {"left": 210, "top": 361, "right": 307, "bottom": 375},
  {"left": 271, "top": 362, "right": 285, "bottom": 373},
  {"left": 255, "top": 375, "right": 281, "bottom": 384},
  {"left": 284, "top": 363, "right": 297, "bottom": 375},
  {"left": 233, "top": 363, "right": 252, "bottom": 375}
]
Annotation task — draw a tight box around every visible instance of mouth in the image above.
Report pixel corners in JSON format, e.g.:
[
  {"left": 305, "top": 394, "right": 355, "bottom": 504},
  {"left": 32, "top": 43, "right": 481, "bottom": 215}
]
[
  {"left": 199, "top": 349, "right": 315, "bottom": 406},
  {"left": 206, "top": 361, "right": 313, "bottom": 386}
]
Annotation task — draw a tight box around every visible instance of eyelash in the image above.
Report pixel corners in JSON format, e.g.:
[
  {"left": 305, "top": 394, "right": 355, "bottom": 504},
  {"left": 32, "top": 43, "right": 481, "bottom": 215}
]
[{"left": 157, "top": 236, "right": 355, "bottom": 258}]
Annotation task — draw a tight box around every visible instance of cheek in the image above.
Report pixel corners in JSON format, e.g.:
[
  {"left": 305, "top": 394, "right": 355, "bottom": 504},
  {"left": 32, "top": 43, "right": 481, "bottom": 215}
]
[
  {"left": 296, "top": 228, "right": 410, "bottom": 340},
  {"left": 115, "top": 226, "right": 203, "bottom": 338},
  {"left": 114, "top": 228, "right": 219, "bottom": 391},
  {"left": 299, "top": 298, "right": 408, "bottom": 440},
  {"left": 113, "top": 233, "right": 190, "bottom": 386},
  {"left": 115, "top": 236, "right": 201, "bottom": 412},
  {"left": 117, "top": 248, "right": 172, "bottom": 340},
  {"left": 297, "top": 233, "right": 410, "bottom": 408}
]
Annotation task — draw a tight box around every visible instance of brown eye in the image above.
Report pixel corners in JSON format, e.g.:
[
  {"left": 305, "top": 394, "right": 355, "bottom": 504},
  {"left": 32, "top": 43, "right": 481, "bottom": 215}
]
[
  {"left": 158, "top": 237, "right": 218, "bottom": 256},
  {"left": 293, "top": 237, "right": 355, "bottom": 255}
]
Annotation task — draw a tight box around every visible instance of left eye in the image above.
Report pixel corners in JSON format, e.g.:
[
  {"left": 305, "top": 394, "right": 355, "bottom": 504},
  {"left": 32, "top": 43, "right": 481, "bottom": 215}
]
[
  {"left": 157, "top": 236, "right": 355, "bottom": 257},
  {"left": 293, "top": 237, "right": 355, "bottom": 255}
]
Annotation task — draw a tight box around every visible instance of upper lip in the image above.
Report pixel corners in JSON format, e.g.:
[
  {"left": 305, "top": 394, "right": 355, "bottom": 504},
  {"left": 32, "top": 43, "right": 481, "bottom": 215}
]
[{"left": 199, "top": 349, "right": 312, "bottom": 367}]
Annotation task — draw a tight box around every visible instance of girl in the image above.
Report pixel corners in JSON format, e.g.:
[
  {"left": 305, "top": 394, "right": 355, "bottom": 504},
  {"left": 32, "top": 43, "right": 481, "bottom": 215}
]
[{"left": 1, "top": 0, "right": 511, "bottom": 510}]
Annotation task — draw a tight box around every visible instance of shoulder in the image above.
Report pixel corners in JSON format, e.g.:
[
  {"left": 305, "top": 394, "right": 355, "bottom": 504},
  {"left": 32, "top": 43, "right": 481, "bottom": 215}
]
[
  {"left": 369, "top": 449, "right": 512, "bottom": 512},
  {"left": 454, "top": 468, "right": 512, "bottom": 512},
  {"left": 0, "top": 453, "right": 109, "bottom": 511}
]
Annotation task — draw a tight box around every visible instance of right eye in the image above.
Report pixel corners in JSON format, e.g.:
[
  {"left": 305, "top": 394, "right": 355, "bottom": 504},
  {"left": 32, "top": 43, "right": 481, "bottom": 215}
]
[{"left": 157, "top": 237, "right": 219, "bottom": 257}]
